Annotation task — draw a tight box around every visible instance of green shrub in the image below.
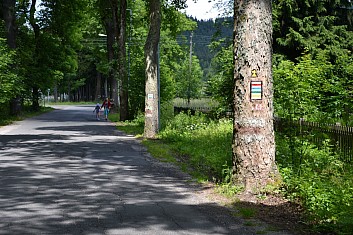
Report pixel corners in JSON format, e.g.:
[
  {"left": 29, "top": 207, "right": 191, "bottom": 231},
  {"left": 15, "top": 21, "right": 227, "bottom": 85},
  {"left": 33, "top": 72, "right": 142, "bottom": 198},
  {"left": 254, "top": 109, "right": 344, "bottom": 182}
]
[{"left": 276, "top": 134, "right": 353, "bottom": 234}]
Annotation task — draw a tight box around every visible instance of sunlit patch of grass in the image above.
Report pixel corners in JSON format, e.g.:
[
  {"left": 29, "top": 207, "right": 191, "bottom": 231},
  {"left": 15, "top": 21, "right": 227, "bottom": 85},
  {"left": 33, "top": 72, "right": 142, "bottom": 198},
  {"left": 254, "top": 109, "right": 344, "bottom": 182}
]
[
  {"left": 238, "top": 207, "right": 257, "bottom": 219},
  {"left": 141, "top": 139, "right": 176, "bottom": 163}
]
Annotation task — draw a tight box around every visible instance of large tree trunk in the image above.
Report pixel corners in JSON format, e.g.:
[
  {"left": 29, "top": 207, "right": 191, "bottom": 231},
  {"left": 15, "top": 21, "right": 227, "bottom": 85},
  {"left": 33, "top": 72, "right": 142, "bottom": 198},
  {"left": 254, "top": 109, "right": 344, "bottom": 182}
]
[
  {"left": 232, "top": 0, "right": 278, "bottom": 193},
  {"left": 30, "top": 0, "right": 41, "bottom": 111},
  {"left": 117, "top": 0, "right": 128, "bottom": 121},
  {"left": 109, "top": 1, "right": 119, "bottom": 110},
  {"left": 144, "top": 0, "right": 161, "bottom": 139},
  {"left": 2, "top": 0, "right": 21, "bottom": 115},
  {"left": 1, "top": 0, "right": 16, "bottom": 49}
]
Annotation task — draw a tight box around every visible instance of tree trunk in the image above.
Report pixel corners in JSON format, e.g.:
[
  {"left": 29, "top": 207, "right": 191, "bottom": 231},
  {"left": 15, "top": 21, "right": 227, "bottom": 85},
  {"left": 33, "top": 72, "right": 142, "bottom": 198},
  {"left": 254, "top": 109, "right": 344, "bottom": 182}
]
[
  {"left": 105, "top": 13, "right": 115, "bottom": 101},
  {"left": 1, "top": 0, "right": 16, "bottom": 49},
  {"left": 144, "top": 0, "right": 161, "bottom": 139},
  {"left": 54, "top": 85, "right": 58, "bottom": 103},
  {"left": 2, "top": 0, "right": 21, "bottom": 115},
  {"left": 117, "top": 0, "right": 128, "bottom": 121},
  {"left": 232, "top": 0, "right": 278, "bottom": 193},
  {"left": 95, "top": 71, "right": 102, "bottom": 101},
  {"left": 30, "top": 0, "right": 41, "bottom": 111}
]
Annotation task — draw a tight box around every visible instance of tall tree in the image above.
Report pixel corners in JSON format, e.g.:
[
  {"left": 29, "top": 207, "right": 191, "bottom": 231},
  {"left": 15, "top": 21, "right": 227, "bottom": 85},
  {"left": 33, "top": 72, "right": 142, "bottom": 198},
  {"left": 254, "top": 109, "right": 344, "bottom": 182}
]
[
  {"left": 272, "top": 0, "right": 353, "bottom": 60},
  {"left": 144, "top": 0, "right": 161, "bottom": 139},
  {"left": 1, "top": 0, "right": 21, "bottom": 115},
  {"left": 175, "top": 55, "right": 203, "bottom": 103},
  {"left": 98, "top": 0, "right": 116, "bottom": 100},
  {"left": 1, "top": 0, "right": 16, "bottom": 49},
  {"left": 29, "top": 0, "right": 41, "bottom": 111},
  {"left": 117, "top": 0, "right": 128, "bottom": 121},
  {"left": 232, "top": 0, "right": 278, "bottom": 192}
]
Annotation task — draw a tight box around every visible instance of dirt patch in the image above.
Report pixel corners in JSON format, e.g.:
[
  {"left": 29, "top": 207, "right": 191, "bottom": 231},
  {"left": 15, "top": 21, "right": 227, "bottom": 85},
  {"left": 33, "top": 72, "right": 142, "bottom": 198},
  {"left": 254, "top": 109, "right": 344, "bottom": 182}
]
[{"left": 197, "top": 183, "right": 322, "bottom": 235}]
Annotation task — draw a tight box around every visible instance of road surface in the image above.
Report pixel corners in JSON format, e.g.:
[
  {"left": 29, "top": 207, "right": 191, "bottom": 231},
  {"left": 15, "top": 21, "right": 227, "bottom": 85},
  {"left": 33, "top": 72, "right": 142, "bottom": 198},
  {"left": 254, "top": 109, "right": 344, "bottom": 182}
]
[{"left": 0, "top": 105, "right": 292, "bottom": 235}]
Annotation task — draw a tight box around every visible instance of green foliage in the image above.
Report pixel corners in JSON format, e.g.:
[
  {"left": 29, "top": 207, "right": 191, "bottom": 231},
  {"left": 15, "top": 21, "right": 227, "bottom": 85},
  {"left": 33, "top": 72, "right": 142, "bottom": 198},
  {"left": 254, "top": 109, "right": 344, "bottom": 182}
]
[
  {"left": 273, "top": 51, "right": 353, "bottom": 123},
  {"left": 175, "top": 55, "right": 204, "bottom": 102},
  {"left": 273, "top": 53, "right": 322, "bottom": 120},
  {"left": 276, "top": 135, "right": 353, "bottom": 234},
  {"left": 273, "top": 0, "right": 353, "bottom": 60},
  {"left": 206, "top": 44, "right": 233, "bottom": 112},
  {"left": 0, "top": 105, "right": 53, "bottom": 127},
  {"left": 271, "top": 0, "right": 353, "bottom": 124},
  {"left": 0, "top": 40, "right": 23, "bottom": 104}
]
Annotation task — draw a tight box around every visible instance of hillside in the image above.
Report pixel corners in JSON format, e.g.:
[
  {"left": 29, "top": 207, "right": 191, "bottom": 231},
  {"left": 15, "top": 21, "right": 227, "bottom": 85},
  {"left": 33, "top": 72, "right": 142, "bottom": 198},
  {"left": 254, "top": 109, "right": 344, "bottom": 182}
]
[{"left": 180, "top": 17, "right": 233, "bottom": 74}]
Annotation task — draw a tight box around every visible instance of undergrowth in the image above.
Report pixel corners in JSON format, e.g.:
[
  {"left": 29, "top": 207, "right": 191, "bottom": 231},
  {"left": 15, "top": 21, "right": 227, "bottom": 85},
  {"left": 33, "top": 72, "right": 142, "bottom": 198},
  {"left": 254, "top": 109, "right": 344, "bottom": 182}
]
[
  {"left": 276, "top": 136, "right": 353, "bottom": 234},
  {"left": 0, "top": 105, "right": 53, "bottom": 127}
]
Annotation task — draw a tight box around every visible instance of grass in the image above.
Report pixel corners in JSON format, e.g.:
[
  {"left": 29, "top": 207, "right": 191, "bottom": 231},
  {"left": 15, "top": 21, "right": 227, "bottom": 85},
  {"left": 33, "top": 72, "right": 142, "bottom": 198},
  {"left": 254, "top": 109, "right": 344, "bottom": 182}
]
[
  {"left": 141, "top": 140, "right": 177, "bottom": 163},
  {"left": 238, "top": 207, "right": 256, "bottom": 219},
  {"left": 173, "top": 97, "right": 218, "bottom": 108}
]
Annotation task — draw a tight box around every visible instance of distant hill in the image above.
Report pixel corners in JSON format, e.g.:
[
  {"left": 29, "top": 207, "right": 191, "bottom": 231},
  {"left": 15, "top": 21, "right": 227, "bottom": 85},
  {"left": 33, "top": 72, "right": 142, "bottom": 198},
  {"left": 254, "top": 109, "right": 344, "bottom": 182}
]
[{"left": 179, "top": 17, "right": 233, "bottom": 75}]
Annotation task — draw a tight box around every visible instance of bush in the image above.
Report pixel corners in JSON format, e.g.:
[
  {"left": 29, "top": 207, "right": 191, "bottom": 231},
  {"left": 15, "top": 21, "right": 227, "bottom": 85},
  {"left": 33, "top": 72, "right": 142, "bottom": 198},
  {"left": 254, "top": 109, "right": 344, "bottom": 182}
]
[{"left": 276, "top": 134, "right": 353, "bottom": 234}]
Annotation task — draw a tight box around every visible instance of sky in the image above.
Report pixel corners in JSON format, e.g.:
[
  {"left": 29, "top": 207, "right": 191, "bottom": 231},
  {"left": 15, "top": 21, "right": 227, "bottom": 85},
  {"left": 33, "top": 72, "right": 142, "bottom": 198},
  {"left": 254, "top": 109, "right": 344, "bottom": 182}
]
[{"left": 183, "top": 0, "right": 219, "bottom": 20}]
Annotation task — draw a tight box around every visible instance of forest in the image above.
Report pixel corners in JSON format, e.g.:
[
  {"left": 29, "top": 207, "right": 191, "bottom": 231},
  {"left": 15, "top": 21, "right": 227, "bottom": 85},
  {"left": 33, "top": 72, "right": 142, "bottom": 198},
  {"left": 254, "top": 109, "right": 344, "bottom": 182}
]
[
  {"left": 2, "top": 0, "right": 353, "bottom": 123},
  {"left": 2, "top": 0, "right": 353, "bottom": 233}
]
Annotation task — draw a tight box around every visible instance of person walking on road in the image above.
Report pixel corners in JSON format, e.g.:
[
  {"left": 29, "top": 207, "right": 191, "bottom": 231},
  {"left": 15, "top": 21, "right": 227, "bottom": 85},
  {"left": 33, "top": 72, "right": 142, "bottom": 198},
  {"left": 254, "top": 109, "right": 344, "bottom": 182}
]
[
  {"left": 93, "top": 103, "right": 101, "bottom": 120},
  {"left": 101, "top": 98, "right": 111, "bottom": 121}
]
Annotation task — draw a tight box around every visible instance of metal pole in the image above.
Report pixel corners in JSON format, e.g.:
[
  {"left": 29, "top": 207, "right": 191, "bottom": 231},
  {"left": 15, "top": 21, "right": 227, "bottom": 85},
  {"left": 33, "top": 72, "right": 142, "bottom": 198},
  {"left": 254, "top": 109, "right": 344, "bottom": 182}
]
[
  {"left": 158, "top": 42, "right": 160, "bottom": 130},
  {"left": 188, "top": 32, "right": 193, "bottom": 105}
]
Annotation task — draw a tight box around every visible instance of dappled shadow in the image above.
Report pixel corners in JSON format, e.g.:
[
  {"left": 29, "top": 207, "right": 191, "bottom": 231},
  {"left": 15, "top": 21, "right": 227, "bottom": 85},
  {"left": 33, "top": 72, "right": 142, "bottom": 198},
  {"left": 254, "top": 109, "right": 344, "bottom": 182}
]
[
  {"left": 0, "top": 119, "right": 253, "bottom": 234},
  {"left": 0, "top": 106, "right": 294, "bottom": 234}
]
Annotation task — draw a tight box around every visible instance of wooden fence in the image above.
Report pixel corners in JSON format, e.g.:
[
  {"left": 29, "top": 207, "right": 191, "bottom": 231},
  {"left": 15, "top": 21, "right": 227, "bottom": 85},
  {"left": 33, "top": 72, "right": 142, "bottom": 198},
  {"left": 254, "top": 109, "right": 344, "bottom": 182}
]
[{"left": 274, "top": 118, "right": 353, "bottom": 163}]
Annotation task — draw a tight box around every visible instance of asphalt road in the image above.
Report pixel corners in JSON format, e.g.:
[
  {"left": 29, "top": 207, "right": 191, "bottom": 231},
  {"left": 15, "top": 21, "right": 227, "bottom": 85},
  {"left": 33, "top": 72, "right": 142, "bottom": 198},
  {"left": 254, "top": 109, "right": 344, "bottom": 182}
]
[{"left": 0, "top": 105, "right": 292, "bottom": 235}]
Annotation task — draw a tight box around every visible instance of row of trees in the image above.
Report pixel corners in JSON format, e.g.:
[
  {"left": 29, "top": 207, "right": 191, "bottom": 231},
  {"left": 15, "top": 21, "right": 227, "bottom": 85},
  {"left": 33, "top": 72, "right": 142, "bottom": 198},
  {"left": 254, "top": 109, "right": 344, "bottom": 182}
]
[{"left": 0, "top": 0, "right": 205, "bottom": 124}]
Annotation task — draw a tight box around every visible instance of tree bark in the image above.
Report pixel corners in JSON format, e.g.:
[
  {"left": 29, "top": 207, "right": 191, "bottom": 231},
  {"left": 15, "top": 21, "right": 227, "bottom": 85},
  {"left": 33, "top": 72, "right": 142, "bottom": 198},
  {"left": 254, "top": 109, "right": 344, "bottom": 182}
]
[
  {"left": 232, "top": 0, "right": 278, "bottom": 193},
  {"left": 117, "top": 0, "right": 128, "bottom": 121},
  {"left": 144, "top": 0, "right": 161, "bottom": 139},
  {"left": 95, "top": 71, "right": 102, "bottom": 101},
  {"left": 1, "top": 0, "right": 16, "bottom": 49}
]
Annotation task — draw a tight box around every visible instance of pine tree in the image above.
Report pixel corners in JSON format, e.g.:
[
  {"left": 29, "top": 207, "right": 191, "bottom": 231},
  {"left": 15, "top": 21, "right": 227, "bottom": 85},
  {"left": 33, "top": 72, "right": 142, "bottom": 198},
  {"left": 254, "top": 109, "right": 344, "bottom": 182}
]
[{"left": 233, "top": 0, "right": 278, "bottom": 192}]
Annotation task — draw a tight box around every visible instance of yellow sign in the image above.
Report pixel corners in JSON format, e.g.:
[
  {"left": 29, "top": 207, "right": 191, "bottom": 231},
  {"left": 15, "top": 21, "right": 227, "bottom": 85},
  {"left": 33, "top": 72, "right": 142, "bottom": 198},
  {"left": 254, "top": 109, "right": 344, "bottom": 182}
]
[{"left": 251, "top": 69, "right": 257, "bottom": 77}]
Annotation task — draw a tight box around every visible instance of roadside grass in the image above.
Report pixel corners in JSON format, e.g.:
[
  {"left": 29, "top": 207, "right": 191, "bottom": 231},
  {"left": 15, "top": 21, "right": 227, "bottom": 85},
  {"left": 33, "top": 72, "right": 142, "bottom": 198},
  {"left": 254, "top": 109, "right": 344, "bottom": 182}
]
[
  {"left": 114, "top": 111, "right": 353, "bottom": 235},
  {"left": 0, "top": 106, "right": 54, "bottom": 127}
]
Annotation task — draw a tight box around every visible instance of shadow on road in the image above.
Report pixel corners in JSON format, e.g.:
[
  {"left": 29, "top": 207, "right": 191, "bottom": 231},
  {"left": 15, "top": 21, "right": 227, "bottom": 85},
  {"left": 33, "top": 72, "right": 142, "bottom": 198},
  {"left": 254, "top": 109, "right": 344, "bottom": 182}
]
[{"left": 0, "top": 131, "right": 250, "bottom": 234}]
